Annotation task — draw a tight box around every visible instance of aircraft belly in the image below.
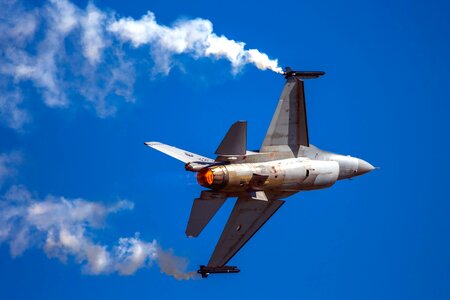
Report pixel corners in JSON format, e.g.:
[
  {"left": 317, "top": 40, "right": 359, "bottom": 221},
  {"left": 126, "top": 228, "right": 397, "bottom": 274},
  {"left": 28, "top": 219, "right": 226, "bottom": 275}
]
[
  {"left": 200, "top": 157, "right": 341, "bottom": 193},
  {"left": 219, "top": 159, "right": 309, "bottom": 192},
  {"left": 225, "top": 164, "right": 253, "bottom": 190}
]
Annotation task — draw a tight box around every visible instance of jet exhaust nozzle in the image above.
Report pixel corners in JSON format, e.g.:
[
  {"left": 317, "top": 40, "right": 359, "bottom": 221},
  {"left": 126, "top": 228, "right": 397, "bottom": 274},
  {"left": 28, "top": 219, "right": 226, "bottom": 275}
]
[{"left": 196, "top": 166, "right": 228, "bottom": 188}]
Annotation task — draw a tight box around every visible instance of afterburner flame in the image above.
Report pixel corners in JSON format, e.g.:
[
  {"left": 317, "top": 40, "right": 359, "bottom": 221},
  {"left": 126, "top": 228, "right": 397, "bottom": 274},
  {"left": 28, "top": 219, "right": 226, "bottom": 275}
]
[
  {"left": 197, "top": 168, "right": 214, "bottom": 186},
  {"left": 205, "top": 169, "right": 214, "bottom": 185}
]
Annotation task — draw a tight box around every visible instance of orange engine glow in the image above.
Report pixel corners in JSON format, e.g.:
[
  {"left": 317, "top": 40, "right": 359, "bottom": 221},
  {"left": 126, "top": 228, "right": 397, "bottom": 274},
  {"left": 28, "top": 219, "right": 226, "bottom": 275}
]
[
  {"left": 204, "top": 169, "right": 214, "bottom": 185},
  {"left": 197, "top": 168, "right": 214, "bottom": 186}
]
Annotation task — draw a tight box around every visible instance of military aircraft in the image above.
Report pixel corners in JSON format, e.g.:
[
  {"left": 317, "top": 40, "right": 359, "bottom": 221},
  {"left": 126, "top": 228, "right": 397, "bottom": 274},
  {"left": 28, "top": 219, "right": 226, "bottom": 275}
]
[{"left": 145, "top": 67, "right": 374, "bottom": 278}]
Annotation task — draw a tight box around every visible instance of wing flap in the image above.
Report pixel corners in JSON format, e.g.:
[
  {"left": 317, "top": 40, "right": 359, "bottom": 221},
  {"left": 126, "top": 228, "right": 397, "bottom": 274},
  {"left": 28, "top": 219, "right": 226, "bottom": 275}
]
[{"left": 207, "top": 197, "right": 285, "bottom": 267}]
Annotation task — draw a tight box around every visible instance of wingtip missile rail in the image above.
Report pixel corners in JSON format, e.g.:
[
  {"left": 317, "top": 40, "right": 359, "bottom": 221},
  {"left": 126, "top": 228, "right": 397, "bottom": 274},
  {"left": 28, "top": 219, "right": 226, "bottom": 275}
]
[
  {"left": 197, "top": 265, "right": 240, "bottom": 278},
  {"left": 283, "top": 66, "right": 325, "bottom": 79}
]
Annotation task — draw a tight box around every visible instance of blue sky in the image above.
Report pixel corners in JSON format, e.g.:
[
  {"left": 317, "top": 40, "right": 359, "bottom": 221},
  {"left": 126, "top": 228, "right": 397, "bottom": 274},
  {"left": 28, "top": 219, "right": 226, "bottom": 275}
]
[{"left": 1, "top": 0, "right": 449, "bottom": 299}]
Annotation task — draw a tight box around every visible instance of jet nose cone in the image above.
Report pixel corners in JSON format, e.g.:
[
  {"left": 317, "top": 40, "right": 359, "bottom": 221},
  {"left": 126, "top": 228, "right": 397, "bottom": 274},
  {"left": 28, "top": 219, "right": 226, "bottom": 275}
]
[{"left": 356, "top": 159, "right": 375, "bottom": 176}]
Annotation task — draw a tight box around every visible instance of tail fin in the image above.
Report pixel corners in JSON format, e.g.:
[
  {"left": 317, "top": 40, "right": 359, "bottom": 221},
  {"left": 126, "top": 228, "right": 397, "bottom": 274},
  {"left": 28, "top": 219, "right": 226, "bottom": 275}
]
[
  {"left": 260, "top": 77, "right": 309, "bottom": 153},
  {"left": 261, "top": 69, "right": 324, "bottom": 154},
  {"left": 215, "top": 121, "right": 247, "bottom": 156}
]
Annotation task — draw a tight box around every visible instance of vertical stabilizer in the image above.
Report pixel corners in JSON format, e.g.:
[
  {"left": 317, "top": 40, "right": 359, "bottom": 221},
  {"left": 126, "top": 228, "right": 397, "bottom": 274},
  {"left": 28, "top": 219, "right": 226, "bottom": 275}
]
[{"left": 260, "top": 77, "right": 309, "bottom": 153}]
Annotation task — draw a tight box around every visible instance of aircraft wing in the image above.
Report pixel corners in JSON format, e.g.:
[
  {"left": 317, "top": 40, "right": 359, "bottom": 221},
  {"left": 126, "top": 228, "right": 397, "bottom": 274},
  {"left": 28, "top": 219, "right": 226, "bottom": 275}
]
[
  {"left": 261, "top": 77, "right": 309, "bottom": 152},
  {"left": 207, "top": 196, "right": 285, "bottom": 267},
  {"left": 144, "top": 142, "right": 214, "bottom": 164}
]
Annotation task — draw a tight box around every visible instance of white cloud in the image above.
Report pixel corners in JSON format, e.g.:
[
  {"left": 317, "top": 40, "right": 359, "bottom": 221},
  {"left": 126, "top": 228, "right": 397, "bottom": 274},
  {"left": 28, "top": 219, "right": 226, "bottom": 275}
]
[
  {"left": 81, "top": 3, "right": 107, "bottom": 65},
  {"left": 0, "top": 0, "right": 76, "bottom": 108},
  {"left": 0, "top": 185, "right": 197, "bottom": 279},
  {"left": 0, "top": 88, "right": 30, "bottom": 130},
  {"left": 0, "top": 0, "right": 135, "bottom": 126},
  {"left": 19, "top": 0, "right": 79, "bottom": 107},
  {"left": 0, "top": 152, "right": 21, "bottom": 186},
  {"left": 0, "top": 0, "right": 282, "bottom": 130},
  {"left": 0, "top": 0, "right": 39, "bottom": 45},
  {"left": 77, "top": 48, "right": 135, "bottom": 118}
]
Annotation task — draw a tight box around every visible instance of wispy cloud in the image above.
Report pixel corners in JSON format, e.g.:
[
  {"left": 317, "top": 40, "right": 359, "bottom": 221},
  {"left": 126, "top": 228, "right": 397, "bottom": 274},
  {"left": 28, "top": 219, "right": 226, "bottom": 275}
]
[
  {"left": 80, "top": 3, "right": 107, "bottom": 66},
  {"left": 0, "top": 87, "right": 30, "bottom": 130},
  {"left": 0, "top": 148, "right": 196, "bottom": 280},
  {"left": 0, "top": 152, "right": 21, "bottom": 186},
  {"left": 0, "top": 184, "right": 197, "bottom": 279},
  {"left": 0, "top": 0, "right": 281, "bottom": 130},
  {"left": 0, "top": 0, "right": 135, "bottom": 124}
]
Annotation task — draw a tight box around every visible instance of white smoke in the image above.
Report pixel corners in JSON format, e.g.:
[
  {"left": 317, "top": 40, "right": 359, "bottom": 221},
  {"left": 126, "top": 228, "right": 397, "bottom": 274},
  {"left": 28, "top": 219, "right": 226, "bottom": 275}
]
[
  {"left": 0, "top": 185, "right": 197, "bottom": 279},
  {"left": 0, "top": 0, "right": 282, "bottom": 129},
  {"left": 108, "top": 11, "right": 283, "bottom": 75}
]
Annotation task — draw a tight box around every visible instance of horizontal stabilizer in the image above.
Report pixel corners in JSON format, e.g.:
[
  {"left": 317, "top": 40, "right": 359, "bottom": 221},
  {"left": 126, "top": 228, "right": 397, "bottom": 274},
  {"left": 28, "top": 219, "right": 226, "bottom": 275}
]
[
  {"left": 186, "top": 191, "right": 227, "bottom": 237},
  {"left": 215, "top": 121, "right": 247, "bottom": 156},
  {"left": 144, "top": 142, "right": 214, "bottom": 164}
]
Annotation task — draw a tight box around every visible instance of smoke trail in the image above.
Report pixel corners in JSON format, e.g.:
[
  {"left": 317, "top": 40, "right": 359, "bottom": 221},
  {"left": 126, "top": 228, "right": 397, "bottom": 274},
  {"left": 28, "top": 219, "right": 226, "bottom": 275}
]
[
  {"left": 0, "top": 0, "right": 283, "bottom": 129},
  {"left": 0, "top": 185, "right": 198, "bottom": 279},
  {"left": 108, "top": 11, "right": 283, "bottom": 75}
]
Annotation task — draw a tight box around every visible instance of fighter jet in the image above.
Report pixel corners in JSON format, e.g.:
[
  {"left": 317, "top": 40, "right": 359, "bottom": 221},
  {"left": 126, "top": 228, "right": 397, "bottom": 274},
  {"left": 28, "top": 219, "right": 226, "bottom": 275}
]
[{"left": 145, "top": 67, "right": 375, "bottom": 278}]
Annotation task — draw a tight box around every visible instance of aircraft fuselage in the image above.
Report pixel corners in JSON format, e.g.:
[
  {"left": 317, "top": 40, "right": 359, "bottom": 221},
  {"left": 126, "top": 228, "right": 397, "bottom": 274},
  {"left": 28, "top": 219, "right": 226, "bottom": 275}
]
[{"left": 197, "top": 145, "right": 374, "bottom": 193}]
